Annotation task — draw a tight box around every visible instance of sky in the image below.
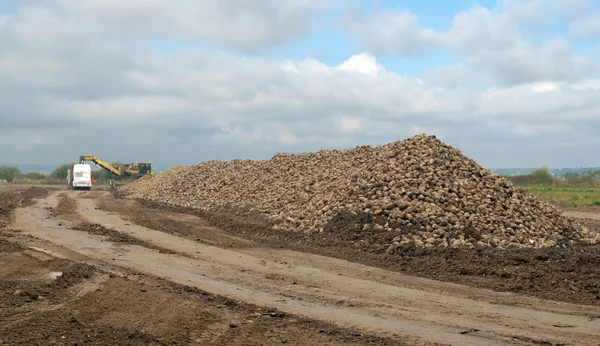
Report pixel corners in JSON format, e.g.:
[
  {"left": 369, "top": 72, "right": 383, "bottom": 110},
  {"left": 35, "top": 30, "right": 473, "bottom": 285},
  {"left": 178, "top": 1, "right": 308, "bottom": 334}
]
[{"left": 0, "top": 0, "right": 599, "bottom": 171}]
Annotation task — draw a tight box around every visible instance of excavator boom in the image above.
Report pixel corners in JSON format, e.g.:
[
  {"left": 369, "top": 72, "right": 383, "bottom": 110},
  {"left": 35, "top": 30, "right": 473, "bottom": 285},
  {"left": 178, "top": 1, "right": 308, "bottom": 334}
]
[
  {"left": 80, "top": 155, "right": 121, "bottom": 176},
  {"left": 79, "top": 155, "right": 154, "bottom": 178}
]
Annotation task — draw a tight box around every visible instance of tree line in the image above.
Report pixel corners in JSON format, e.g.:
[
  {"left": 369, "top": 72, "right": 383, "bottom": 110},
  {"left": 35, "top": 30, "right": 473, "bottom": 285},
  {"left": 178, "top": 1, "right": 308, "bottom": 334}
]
[
  {"left": 504, "top": 167, "right": 600, "bottom": 185},
  {"left": 0, "top": 161, "right": 131, "bottom": 184}
]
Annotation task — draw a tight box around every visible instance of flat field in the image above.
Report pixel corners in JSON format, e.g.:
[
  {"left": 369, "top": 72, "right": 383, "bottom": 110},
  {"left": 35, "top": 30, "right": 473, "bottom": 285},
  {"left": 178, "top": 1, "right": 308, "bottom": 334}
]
[{"left": 516, "top": 181, "right": 600, "bottom": 207}]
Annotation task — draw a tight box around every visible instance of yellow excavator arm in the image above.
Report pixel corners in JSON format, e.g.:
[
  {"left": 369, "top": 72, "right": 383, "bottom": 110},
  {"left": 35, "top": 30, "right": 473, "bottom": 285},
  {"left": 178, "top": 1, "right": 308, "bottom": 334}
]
[
  {"left": 80, "top": 155, "right": 121, "bottom": 176},
  {"left": 79, "top": 155, "right": 154, "bottom": 178}
]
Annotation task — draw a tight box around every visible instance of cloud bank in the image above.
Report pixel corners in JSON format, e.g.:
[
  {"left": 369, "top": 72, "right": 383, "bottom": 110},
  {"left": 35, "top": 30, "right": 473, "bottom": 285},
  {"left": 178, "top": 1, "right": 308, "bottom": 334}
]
[{"left": 0, "top": 0, "right": 599, "bottom": 170}]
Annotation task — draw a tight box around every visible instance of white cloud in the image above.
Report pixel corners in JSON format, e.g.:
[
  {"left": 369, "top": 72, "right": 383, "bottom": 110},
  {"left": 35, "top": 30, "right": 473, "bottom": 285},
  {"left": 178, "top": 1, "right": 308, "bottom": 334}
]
[
  {"left": 212, "top": 123, "right": 300, "bottom": 147},
  {"left": 0, "top": 53, "right": 70, "bottom": 86},
  {"left": 444, "top": 6, "right": 517, "bottom": 52},
  {"left": 464, "top": 38, "right": 597, "bottom": 85},
  {"left": 336, "top": 52, "right": 385, "bottom": 76},
  {"left": 0, "top": 129, "right": 57, "bottom": 151},
  {"left": 499, "top": 0, "right": 591, "bottom": 24},
  {"left": 48, "top": 0, "right": 327, "bottom": 50},
  {"left": 339, "top": 10, "right": 440, "bottom": 55},
  {"left": 569, "top": 13, "right": 600, "bottom": 37},
  {"left": 0, "top": 0, "right": 599, "bottom": 169},
  {"left": 340, "top": 2, "right": 598, "bottom": 85},
  {"left": 513, "top": 123, "right": 569, "bottom": 136},
  {"left": 337, "top": 116, "right": 362, "bottom": 134},
  {"left": 56, "top": 96, "right": 194, "bottom": 121},
  {"left": 528, "top": 82, "right": 560, "bottom": 93},
  {"left": 479, "top": 80, "right": 600, "bottom": 120},
  {"left": 570, "top": 79, "right": 600, "bottom": 90},
  {"left": 338, "top": 116, "right": 363, "bottom": 134}
]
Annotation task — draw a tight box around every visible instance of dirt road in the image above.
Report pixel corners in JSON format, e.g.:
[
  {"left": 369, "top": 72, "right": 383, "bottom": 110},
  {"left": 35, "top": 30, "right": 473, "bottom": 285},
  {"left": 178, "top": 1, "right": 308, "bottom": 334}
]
[
  {"left": 1, "top": 187, "right": 401, "bottom": 345},
  {"left": 564, "top": 210, "right": 600, "bottom": 221},
  {"left": 2, "top": 189, "right": 599, "bottom": 345}
]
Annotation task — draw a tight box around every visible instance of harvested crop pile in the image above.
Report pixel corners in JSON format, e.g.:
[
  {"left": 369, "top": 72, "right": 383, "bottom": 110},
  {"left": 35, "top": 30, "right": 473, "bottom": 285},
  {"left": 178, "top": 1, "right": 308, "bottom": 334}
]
[{"left": 124, "top": 134, "right": 599, "bottom": 249}]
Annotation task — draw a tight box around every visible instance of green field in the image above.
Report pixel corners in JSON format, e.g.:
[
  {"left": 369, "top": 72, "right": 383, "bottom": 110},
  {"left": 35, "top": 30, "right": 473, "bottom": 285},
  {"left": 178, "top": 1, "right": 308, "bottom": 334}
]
[{"left": 516, "top": 182, "right": 600, "bottom": 208}]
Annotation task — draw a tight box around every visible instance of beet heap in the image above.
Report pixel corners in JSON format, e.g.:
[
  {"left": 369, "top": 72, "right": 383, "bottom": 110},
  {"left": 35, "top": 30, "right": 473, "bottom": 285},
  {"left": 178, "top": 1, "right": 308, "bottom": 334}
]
[{"left": 124, "top": 134, "right": 598, "bottom": 249}]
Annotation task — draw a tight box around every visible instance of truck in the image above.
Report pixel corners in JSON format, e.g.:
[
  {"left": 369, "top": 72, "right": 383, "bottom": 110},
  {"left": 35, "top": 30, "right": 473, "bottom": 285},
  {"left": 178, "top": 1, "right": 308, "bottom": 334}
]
[{"left": 67, "top": 163, "right": 92, "bottom": 190}]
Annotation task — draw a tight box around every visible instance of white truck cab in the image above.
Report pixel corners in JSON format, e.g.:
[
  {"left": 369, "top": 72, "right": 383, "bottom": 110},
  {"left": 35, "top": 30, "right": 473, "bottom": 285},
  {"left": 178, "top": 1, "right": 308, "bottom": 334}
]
[{"left": 68, "top": 163, "right": 92, "bottom": 190}]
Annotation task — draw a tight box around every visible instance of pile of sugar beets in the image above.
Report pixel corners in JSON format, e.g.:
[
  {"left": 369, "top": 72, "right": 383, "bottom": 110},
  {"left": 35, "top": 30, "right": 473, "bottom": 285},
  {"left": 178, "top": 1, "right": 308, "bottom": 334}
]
[{"left": 125, "top": 134, "right": 599, "bottom": 249}]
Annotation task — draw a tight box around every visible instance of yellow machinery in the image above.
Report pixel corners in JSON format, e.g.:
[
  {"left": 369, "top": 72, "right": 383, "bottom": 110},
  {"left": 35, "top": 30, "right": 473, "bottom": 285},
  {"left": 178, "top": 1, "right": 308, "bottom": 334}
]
[{"left": 79, "top": 155, "right": 154, "bottom": 179}]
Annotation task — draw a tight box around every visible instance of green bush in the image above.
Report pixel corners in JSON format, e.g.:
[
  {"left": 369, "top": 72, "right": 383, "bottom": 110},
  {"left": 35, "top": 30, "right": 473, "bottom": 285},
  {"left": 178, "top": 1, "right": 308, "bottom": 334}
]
[
  {"left": 91, "top": 161, "right": 130, "bottom": 182},
  {"left": 50, "top": 162, "right": 76, "bottom": 180},
  {"left": 0, "top": 165, "right": 23, "bottom": 182},
  {"left": 24, "top": 172, "right": 47, "bottom": 180},
  {"left": 530, "top": 167, "right": 553, "bottom": 183}
]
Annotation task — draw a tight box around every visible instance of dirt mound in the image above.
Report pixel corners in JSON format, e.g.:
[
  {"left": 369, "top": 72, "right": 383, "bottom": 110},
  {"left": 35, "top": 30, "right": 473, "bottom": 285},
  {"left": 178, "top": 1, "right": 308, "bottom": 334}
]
[
  {"left": 125, "top": 134, "right": 598, "bottom": 249},
  {"left": 0, "top": 238, "right": 23, "bottom": 252},
  {"left": 1, "top": 187, "right": 50, "bottom": 228},
  {"left": 20, "top": 186, "right": 51, "bottom": 205},
  {"left": 0, "top": 192, "right": 19, "bottom": 227}
]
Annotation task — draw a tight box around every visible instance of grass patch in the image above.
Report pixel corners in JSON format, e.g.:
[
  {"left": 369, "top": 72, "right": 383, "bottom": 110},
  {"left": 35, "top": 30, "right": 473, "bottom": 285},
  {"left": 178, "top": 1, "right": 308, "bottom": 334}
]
[{"left": 516, "top": 182, "right": 600, "bottom": 207}]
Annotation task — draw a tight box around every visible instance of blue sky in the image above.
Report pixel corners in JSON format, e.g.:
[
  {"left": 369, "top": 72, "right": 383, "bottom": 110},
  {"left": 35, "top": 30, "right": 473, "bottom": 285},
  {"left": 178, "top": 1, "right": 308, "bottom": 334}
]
[
  {"left": 147, "top": 1, "right": 477, "bottom": 74},
  {"left": 1, "top": 0, "right": 600, "bottom": 169},
  {"left": 0, "top": 4, "right": 17, "bottom": 14},
  {"left": 145, "top": 0, "right": 597, "bottom": 77}
]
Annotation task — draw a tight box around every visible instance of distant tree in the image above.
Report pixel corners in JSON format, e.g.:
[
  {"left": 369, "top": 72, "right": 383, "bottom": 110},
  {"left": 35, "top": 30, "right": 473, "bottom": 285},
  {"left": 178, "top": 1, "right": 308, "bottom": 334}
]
[
  {"left": 530, "top": 167, "right": 553, "bottom": 183},
  {"left": 0, "top": 165, "right": 23, "bottom": 182},
  {"left": 91, "top": 161, "right": 125, "bottom": 182},
  {"left": 49, "top": 162, "right": 76, "bottom": 180},
  {"left": 24, "top": 172, "right": 47, "bottom": 180},
  {"left": 563, "top": 172, "right": 580, "bottom": 179},
  {"left": 90, "top": 161, "right": 138, "bottom": 183},
  {"left": 92, "top": 167, "right": 113, "bottom": 182}
]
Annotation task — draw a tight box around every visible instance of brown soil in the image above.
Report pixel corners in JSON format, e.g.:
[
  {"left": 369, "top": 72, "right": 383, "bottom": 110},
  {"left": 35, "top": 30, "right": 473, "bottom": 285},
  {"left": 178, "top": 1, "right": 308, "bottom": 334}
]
[
  {"left": 4, "top": 186, "right": 600, "bottom": 345},
  {"left": 0, "top": 239, "right": 396, "bottom": 345},
  {"left": 49, "top": 193, "right": 209, "bottom": 257},
  {"left": 20, "top": 186, "right": 53, "bottom": 206},
  {"left": 126, "top": 198, "right": 600, "bottom": 306},
  {"left": 71, "top": 222, "right": 181, "bottom": 255},
  {"left": 96, "top": 197, "right": 253, "bottom": 249},
  {"left": 0, "top": 189, "right": 407, "bottom": 346},
  {"left": 48, "top": 192, "right": 81, "bottom": 222},
  {"left": 0, "top": 186, "right": 51, "bottom": 228}
]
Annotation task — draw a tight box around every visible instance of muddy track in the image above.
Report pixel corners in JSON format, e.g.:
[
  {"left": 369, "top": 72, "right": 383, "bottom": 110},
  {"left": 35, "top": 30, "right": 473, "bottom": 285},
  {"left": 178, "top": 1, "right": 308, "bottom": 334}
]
[
  {"left": 6, "top": 190, "right": 600, "bottom": 345},
  {"left": 100, "top": 194, "right": 600, "bottom": 306},
  {"left": 1, "top": 239, "right": 393, "bottom": 346},
  {"left": 1, "top": 189, "right": 404, "bottom": 346}
]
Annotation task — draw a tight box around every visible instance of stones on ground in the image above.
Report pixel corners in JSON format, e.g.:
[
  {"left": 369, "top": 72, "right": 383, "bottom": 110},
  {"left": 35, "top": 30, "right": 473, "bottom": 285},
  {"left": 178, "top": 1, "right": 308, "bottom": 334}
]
[{"left": 124, "top": 134, "right": 599, "bottom": 249}]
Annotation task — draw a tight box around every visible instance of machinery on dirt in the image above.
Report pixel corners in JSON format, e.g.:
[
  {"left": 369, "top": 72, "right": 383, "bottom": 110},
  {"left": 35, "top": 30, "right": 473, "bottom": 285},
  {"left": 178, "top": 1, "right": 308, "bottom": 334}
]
[
  {"left": 67, "top": 163, "right": 92, "bottom": 190},
  {"left": 79, "top": 155, "right": 154, "bottom": 180}
]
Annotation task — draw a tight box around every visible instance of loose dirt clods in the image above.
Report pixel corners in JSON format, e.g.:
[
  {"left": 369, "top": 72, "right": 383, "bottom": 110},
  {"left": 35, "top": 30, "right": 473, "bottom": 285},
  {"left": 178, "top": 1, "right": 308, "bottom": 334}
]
[
  {"left": 0, "top": 186, "right": 50, "bottom": 228},
  {"left": 71, "top": 222, "right": 180, "bottom": 255},
  {"left": 125, "top": 134, "right": 599, "bottom": 249},
  {"left": 0, "top": 187, "right": 406, "bottom": 346}
]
